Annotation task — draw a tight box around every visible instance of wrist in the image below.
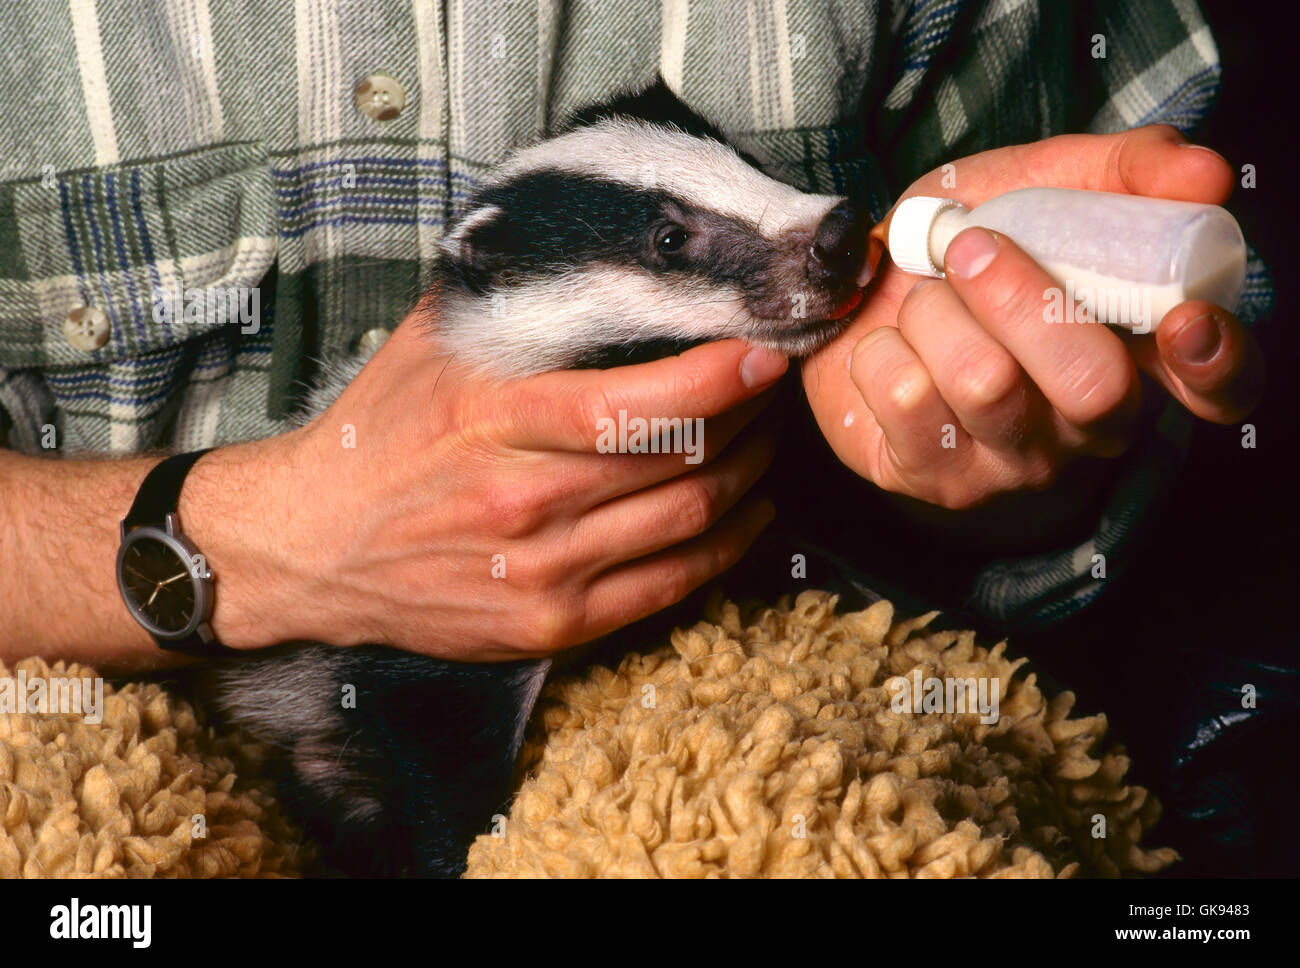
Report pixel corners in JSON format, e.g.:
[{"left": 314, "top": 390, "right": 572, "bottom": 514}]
[{"left": 177, "top": 430, "right": 319, "bottom": 649}]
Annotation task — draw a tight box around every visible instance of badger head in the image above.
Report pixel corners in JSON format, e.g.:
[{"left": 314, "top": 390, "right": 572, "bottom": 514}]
[{"left": 432, "top": 119, "right": 876, "bottom": 374}]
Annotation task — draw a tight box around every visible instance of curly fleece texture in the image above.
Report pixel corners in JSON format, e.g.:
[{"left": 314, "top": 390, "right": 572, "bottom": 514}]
[
  {"left": 466, "top": 592, "right": 1179, "bottom": 878},
  {"left": 0, "top": 656, "right": 307, "bottom": 878}
]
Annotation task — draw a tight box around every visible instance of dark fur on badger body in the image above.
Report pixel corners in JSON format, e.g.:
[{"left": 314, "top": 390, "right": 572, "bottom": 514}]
[{"left": 183, "top": 84, "right": 874, "bottom": 877}]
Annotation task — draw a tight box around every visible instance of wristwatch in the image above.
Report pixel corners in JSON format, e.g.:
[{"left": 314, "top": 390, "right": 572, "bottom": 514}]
[{"left": 116, "top": 449, "right": 239, "bottom": 657}]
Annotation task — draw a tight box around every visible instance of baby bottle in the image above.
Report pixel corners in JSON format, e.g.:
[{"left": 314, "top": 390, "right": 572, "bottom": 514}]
[{"left": 883, "top": 188, "right": 1246, "bottom": 333}]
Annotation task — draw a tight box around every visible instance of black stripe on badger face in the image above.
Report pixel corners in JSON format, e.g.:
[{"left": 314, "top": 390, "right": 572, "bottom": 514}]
[{"left": 446, "top": 171, "right": 772, "bottom": 294}]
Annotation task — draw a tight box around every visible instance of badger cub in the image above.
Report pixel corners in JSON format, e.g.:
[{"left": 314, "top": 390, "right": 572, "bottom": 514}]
[{"left": 197, "top": 91, "right": 875, "bottom": 877}]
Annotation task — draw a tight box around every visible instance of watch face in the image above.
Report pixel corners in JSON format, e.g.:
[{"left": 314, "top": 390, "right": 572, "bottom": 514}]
[{"left": 119, "top": 532, "right": 200, "bottom": 636}]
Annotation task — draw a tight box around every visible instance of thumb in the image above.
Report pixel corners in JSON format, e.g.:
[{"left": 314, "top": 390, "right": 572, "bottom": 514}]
[{"left": 1127, "top": 300, "right": 1265, "bottom": 424}]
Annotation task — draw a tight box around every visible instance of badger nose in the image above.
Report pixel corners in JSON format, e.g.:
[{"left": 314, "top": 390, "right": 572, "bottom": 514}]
[{"left": 808, "top": 202, "right": 870, "bottom": 288}]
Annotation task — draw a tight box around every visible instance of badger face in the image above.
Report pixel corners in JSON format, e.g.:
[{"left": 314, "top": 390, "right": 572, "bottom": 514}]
[{"left": 432, "top": 119, "right": 875, "bottom": 374}]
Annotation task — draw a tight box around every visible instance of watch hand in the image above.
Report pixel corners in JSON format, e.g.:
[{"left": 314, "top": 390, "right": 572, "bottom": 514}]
[
  {"left": 146, "top": 584, "right": 162, "bottom": 607},
  {"left": 125, "top": 566, "right": 155, "bottom": 583},
  {"left": 159, "top": 571, "right": 190, "bottom": 585}
]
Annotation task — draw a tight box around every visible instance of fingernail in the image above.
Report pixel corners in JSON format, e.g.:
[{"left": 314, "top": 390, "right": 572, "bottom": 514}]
[
  {"left": 945, "top": 227, "right": 998, "bottom": 279},
  {"left": 741, "top": 347, "right": 788, "bottom": 388},
  {"left": 1172, "top": 313, "right": 1223, "bottom": 365},
  {"left": 1177, "top": 142, "right": 1229, "bottom": 165}
]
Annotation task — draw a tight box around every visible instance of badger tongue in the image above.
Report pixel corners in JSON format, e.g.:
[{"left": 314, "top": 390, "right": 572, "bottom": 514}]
[{"left": 825, "top": 288, "right": 864, "bottom": 320}]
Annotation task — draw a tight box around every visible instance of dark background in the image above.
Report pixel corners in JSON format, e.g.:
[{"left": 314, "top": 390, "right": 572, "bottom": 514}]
[{"left": 1020, "top": 0, "right": 1300, "bottom": 877}]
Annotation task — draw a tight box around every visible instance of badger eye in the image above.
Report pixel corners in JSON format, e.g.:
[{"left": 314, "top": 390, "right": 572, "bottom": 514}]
[{"left": 656, "top": 224, "right": 688, "bottom": 254}]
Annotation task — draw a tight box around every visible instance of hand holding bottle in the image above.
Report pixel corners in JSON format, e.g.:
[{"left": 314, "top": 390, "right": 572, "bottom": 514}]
[{"left": 802, "top": 124, "right": 1265, "bottom": 523}]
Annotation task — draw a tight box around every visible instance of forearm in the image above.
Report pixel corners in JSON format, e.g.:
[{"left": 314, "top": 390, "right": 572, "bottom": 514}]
[
  {"left": 0, "top": 449, "right": 163, "bottom": 671},
  {"left": 0, "top": 433, "right": 305, "bottom": 674}
]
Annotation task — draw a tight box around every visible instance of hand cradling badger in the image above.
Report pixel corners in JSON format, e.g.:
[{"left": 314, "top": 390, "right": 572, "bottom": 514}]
[{"left": 187, "top": 91, "right": 876, "bottom": 877}]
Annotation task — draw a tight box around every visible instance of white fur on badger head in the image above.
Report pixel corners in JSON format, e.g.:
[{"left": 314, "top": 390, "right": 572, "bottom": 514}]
[
  {"left": 432, "top": 118, "right": 874, "bottom": 375},
  {"left": 487, "top": 120, "right": 839, "bottom": 240}
]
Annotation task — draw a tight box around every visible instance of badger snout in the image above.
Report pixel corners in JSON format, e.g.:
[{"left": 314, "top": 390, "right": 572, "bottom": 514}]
[
  {"left": 758, "top": 199, "right": 873, "bottom": 338},
  {"left": 736, "top": 198, "right": 876, "bottom": 353},
  {"left": 808, "top": 202, "right": 873, "bottom": 290}
]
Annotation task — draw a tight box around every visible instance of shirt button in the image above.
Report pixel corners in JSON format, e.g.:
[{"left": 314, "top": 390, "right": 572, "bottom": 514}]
[
  {"left": 355, "top": 74, "right": 405, "bottom": 121},
  {"left": 64, "top": 306, "right": 110, "bottom": 351},
  {"left": 356, "top": 327, "right": 391, "bottom": 357}
]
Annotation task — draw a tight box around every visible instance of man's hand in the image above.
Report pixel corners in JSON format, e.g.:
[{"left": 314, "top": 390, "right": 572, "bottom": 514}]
[
  {"left": 185, "top": 311, "right": 787, "bottom": 660},
  {"left": 803, "top": 124, "right": 1265, "bottom": 519},
  {"left": 2, "top": 297, "right": 785, "bottom": 671}
]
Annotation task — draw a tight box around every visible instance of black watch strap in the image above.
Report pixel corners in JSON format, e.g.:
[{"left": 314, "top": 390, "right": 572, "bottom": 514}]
[
  {"left": 123, "top": 449, "right": 214, "bottom": 531},
  {"left": 159, "top": 623, "right": 236, "bottom": 658},
  {"left": 123, "top": 448, "right": 240, "bottom": 657}
]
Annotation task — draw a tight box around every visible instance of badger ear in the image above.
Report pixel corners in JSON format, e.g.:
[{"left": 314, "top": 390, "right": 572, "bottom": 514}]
[
  {"left": 439, "top": 204, "right": 504, "bottom": 293},
  {"left": 439, "top": 204, "right": 503, "bottom": 294},
  {"left": 439, "top": 203, "right": 503, "bottom": 263}
]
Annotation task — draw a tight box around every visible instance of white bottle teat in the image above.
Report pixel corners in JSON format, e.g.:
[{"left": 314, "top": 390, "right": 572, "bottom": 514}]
[{"left": 888, "top": 196, "right": 965, "bottom": 276}]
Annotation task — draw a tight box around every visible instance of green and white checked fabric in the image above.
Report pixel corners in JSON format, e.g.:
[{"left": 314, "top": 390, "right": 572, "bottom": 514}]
[{"left": 0, "top": 0, "right": 1273, "bottom": 629}]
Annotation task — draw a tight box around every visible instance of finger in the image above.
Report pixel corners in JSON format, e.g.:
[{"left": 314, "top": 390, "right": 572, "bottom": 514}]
[
  {"left": 904, "top": 124, "right": 1234, "bottom": 207},
  {"left": 940, "top": 227, "right": 1142, "bottom": 455},
  {"left": 1035, "top": 124, "right": 1234, "bottom": 204},
  {"left": 571, "top": 417, "right": 780, "bottom": 570},
  {"left": 895, "top": 277, "right": 1044, "bottom": 450},
  {"left": 582, "top": 496, "right": 776, "bottom": 639},
  {"left": 1128, "top": 301, "right": 1266, "bottom": 423},
  {"left": 850, "top": 323, "right": 967, "bottom": 479},
  {"left": 511, "top": 386, "right": 780, "bottom": 514},
  {"left": 500, "top": 339, "right": 789, "bottom": 451}
]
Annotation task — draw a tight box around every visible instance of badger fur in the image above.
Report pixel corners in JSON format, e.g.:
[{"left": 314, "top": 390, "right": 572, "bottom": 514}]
[
  {"left": 185, "top": 85, "right": 874, "bottom": 877},
  {"left": 431, "top": 118, "right": 871, "bottom": 373}
]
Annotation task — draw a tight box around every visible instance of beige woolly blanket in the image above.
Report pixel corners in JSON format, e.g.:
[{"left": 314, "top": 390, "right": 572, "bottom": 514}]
[
  {"left": 466, "top": 592, "right": 1178, "bottom": 878},
  {"left": 0, "top": 656, "right": 308, "bottom": 877},
  {"left": 1, "top": 591, "right": 1177, "bottom": 878}
]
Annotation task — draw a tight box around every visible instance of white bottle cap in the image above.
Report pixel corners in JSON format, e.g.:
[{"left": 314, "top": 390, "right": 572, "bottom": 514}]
[{"left": 888, "top": 196, "right": 965, "bottom": 277}]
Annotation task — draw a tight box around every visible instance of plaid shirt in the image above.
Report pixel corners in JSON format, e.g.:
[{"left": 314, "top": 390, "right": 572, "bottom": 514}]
[{"left": 0, "top": 0, "right": 1273, "bottom": 630}]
